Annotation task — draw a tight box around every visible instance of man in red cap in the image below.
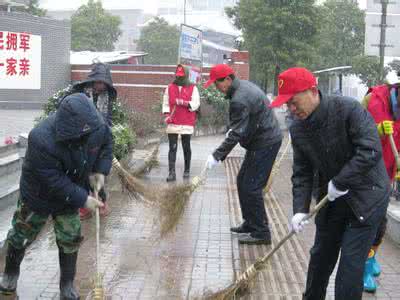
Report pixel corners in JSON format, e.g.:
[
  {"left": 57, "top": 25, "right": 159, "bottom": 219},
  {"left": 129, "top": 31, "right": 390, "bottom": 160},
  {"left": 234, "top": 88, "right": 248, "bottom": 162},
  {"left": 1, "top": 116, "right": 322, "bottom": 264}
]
[
  {"left": 204, "top": 64, "right": 282, "bottom": 245},
  {"left": 270, "top": 67, "right": 390, "bottom": 299}
]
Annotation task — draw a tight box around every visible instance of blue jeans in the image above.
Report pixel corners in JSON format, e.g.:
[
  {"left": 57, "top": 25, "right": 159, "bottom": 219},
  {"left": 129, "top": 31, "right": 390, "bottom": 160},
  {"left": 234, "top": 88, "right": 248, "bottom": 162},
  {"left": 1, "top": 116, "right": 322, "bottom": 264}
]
[{"left": 237, "top": 141, "right": 281, "bottom": 238}]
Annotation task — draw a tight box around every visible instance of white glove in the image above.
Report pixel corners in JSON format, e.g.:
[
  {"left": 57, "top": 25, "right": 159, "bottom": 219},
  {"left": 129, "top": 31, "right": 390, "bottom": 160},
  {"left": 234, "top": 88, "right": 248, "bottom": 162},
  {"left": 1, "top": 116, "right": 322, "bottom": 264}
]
[
  {"left": 176, "top": 98, "right": 189, "bottom": 106},
  {"left": 291, "top": 213, "right": 309, "bottom": 233},
  {"left": 84, "top": 195, "right": 104, "bottom": 212},
  {"left": 206, "top": 154, "right": 219, "bottom": 170},
  {"left": 89, "top": 173, "right": 105, "bottom": 192},
  {"left": 225, "top": 129, "right": 232, "bottom": 138},
  {"left": 327, "top": 180, "right": 348, "bottom": 202}
]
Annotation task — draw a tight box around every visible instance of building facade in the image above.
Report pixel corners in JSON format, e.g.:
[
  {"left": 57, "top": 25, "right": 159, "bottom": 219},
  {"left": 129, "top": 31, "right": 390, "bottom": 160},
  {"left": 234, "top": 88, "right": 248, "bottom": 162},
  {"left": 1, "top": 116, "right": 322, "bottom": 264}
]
[{"left": 0, "top": 11, "right": 70, "bottom": 109}]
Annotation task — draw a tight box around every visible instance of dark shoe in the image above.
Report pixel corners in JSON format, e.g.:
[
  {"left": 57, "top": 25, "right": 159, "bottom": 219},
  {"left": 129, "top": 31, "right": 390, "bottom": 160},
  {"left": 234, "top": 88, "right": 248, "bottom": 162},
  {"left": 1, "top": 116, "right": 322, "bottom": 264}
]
[
  {"left": 166, "top": 171, "right": 176, "bottom": 182},
  {"left": 238, "top": 234, "right": 271, "bottom": 245},
  {"left": 59, "top": 250, "right": 80, "bottom": 300},
  {"left": 0, "top": 243, "right": 25, "bottom": 295},
  {"left": 230, "top": 223, "right": 253, "bottom": 234}
]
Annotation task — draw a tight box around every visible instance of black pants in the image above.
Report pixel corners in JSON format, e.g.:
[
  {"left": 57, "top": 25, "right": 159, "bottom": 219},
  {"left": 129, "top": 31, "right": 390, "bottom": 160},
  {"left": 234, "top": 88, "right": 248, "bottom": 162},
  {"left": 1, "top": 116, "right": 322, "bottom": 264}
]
[
  {"left": 168, "top": 134, "right": 191, "bottom": 169},
  {"left": 303, "top": 197, "right": 388, "bottom": 300},
  {"left": 372, "top": 216, "right": 387, "bottom": 247},
  {"left": 237, "top": 141, "right": 281, "bottom": 238}
]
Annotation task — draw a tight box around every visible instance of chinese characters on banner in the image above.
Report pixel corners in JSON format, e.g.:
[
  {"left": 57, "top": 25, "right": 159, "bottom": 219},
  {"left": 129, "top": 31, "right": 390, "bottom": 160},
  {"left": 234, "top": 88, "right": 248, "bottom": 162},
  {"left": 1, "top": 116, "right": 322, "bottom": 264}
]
[
  {"left": 0, "top": 31, "right": 41, "bottom": 89},
  {"left": 178, "top": 24, "right": 203, "bottom": 84}
]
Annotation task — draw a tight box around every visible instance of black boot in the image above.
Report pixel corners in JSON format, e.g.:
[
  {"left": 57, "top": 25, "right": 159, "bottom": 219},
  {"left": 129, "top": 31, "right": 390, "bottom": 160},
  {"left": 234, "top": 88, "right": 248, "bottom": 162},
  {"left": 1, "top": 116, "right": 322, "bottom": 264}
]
[
  {"left": 182, "top": 135, "right": 192, "bottom": 179},
  {"left": 166, "top": 148, "right": 176, "bottom": 182},
  {"left": 59, "top": 250, "right": 80, "bottom": 300},
  {"left": 0, "top": 243, "right": 25, "bottom": 295},
  {"left": 183, "top": 159, "right": 190, "bottom": 179},
  {"left": 166, "top": 168, "right": 176, "bottom": 182}
]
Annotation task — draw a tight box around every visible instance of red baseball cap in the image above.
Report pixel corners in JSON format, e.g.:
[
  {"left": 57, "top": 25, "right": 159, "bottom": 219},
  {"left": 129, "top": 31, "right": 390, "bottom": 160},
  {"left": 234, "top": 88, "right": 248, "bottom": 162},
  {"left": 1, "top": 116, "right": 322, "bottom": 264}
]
[
  {"left": 175, "top": 65, "right": 185, "bottom": 77},
  {"left": 204, "top": 64, "right": 235, "bottom": 88},
  {"left": 269, "top": 67, "right": 317, "bottom": 108}
]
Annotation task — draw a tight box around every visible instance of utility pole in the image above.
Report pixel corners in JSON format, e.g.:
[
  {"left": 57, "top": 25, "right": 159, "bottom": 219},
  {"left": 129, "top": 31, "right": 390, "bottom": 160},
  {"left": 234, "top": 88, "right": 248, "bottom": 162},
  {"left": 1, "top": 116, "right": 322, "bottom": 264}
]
[
  {"left": 184, "top": 0, "right": 187, "bottom": 24},
  {"left": 379, "top": 0, "right": 388, "bottom": 82}
]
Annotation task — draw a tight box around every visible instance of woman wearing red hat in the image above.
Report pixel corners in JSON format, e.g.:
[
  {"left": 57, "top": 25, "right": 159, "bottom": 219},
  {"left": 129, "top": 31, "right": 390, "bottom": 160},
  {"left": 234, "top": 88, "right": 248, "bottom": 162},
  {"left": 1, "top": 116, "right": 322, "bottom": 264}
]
[{"left": 162, "top": 64, "right": 200, "bottom": 182}]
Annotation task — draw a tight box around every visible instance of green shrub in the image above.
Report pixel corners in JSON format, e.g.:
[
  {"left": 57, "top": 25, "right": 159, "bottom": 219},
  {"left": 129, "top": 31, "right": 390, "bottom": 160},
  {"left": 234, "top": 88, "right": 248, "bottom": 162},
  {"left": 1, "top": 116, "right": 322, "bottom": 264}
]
[
  {"left": 112, "top": 124, "right": 136, "bottom": 160},
  {"left": 197, "top": 83, "right": 229, "bottom": 131}
]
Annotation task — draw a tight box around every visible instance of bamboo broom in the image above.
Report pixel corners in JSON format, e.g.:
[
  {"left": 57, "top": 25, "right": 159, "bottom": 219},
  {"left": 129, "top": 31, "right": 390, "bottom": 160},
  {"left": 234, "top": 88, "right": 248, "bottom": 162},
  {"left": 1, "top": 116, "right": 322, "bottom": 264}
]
[
  {"left": 112, "top": 158, "right": 209, "bottom": 236},
  {"left": 204, "top": 195, "right": 329, "bottom": 300}
]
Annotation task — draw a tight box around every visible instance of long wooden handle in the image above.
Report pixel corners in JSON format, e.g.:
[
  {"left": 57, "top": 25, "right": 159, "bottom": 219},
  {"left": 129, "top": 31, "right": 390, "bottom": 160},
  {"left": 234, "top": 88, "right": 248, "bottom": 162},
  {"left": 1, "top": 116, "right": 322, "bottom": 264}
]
[
  {"left": 190, "top": 161, "right": 209, "bottom": 190},
  {"left": 259, "top": 195, "right": 329, "bottom": 265},
  {"left": 389, "top": 134, "right": 400, "bottom": 170},
  {"left": 94, "top": 191, "right": 101, "bottom": 287},
  {"left": 233, "top": 196, "right": 329, "bottom": 288}
]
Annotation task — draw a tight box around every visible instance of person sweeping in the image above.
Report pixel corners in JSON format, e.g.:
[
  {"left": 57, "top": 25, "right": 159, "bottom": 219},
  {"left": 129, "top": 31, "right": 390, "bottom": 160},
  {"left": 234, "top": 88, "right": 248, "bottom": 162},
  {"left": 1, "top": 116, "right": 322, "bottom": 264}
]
[
  {"left": 162, "top": 64, "right": 200, "bottom": 182},
  {"left": 70, "top": 62, "right": 117, "bottom": 220},
  {"left": 204, "top": 64, "right": 282, "bottom": 245},
  {"left": 270, "top": 67, "right": 390, "bottom": 300},
  {"left": 362, "top": 81, "right": 400, "bottom": 292},
  {"left": 0, "top": 94, "right": 112, "bottom": 299}
]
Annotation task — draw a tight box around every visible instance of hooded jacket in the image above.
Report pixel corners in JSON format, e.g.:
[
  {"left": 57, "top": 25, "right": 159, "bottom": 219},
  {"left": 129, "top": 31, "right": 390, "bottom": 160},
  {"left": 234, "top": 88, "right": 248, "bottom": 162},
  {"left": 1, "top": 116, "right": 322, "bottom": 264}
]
[
  {"left": 72, "top": 63, "right": 117, "bottom": 126},
  {"left": 20, "top": 93, "right": 113, "bottom": 215}
]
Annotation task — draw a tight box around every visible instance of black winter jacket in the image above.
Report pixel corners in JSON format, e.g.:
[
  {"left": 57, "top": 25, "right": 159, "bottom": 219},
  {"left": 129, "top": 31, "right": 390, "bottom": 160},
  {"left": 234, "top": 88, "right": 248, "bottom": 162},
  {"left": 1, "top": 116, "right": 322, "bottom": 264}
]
[
  {"left": 290, "top": 92, "right": 390, "bottom": 223},
  {"left": 20, "top": 93, "right": 113, "bottom": 215},
  {"left": 213, "top": 79, "right": 282, "bottom": 161}
]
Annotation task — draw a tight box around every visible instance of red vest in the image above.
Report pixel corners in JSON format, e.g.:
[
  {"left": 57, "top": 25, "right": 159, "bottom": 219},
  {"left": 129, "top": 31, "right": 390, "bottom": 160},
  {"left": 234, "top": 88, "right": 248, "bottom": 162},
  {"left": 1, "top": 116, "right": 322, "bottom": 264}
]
[
  {"left": 367, "top": 84, "right": 400, "bottom": 180},
  {"left": 167, "top": 84, "right": 197, "bottom": 126}
]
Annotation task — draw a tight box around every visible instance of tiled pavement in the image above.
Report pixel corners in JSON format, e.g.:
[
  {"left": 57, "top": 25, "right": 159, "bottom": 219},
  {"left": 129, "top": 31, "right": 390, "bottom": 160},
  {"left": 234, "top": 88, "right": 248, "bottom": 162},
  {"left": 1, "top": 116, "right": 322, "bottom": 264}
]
[{"left": 0, "top": 134, "right": 399, "bottom": 299}]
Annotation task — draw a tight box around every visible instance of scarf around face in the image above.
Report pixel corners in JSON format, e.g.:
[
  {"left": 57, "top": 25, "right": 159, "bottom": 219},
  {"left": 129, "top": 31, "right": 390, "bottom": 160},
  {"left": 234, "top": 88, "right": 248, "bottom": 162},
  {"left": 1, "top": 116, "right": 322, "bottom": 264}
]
[{"left": 173, "top": 65, "right": 192, "bottom": 86}]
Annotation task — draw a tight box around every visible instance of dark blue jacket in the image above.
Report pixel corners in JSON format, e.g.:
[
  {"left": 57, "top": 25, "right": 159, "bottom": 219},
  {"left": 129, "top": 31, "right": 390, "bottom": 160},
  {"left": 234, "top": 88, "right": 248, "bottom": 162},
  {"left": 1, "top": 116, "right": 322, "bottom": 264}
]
[{"left": 20, "top": 93, "right": 113, "bottom": 215}]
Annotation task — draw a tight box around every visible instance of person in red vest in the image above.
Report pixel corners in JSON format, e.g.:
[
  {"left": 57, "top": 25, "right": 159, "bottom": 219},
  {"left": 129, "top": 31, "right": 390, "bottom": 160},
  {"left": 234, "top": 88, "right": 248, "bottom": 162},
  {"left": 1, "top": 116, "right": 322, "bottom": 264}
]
[
  {"left": 162, "top": 64, "right": 200, "bottom": 182},
  {"left": 362, "top": 82, "right": 400, "bottom": 292}
]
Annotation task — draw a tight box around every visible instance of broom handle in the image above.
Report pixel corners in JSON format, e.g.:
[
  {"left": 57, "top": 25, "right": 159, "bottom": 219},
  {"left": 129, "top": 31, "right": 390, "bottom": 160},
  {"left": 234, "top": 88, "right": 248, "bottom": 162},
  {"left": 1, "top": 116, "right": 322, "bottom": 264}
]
[
  {"left": 112, "top": 157, "right": 121, "bottom": 170},
  {"left": 259, "top": 195, "right": 328, "bottom": 265},
  {"left": 234, "top": 195, "right": 329, "bottom": 285},
  {"left": 94, "top": 191, "right": 101, "bottom": 286},
  {"left": 389, "top": 134, "right": 400, "bottom": 170}
]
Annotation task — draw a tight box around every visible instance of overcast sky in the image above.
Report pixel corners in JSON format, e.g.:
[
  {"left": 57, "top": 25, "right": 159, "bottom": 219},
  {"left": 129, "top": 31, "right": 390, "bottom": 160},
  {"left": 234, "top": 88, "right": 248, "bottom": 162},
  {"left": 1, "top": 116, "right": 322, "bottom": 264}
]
[
  {"left": 40, "top": 0, "right": 160, "bottom": 13},
  {"left": 40, "top": 0, "right": 367, "bottom": 12}
]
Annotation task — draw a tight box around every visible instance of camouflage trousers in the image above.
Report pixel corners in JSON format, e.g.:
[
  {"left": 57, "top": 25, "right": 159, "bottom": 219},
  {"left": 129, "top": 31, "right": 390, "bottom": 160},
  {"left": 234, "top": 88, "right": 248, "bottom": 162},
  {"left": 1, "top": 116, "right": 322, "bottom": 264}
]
[{"left": 6, "top": 197, "right": 82, "bottom": 254}]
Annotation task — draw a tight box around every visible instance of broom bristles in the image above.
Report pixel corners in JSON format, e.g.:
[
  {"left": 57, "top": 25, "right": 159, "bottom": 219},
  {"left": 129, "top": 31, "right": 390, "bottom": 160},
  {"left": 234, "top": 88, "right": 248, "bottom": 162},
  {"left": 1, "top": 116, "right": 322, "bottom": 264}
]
[
  {"left": 113, "top": 158, "right": 208, "bottom": 236},
  {"left": 202, "top": 283, "right": 237, "bottom": 300}
]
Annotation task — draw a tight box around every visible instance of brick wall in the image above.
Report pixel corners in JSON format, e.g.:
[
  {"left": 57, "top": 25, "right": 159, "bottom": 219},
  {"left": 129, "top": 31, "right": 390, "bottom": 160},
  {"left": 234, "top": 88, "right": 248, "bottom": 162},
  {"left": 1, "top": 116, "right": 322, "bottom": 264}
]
[
  {"left": 71, "top": 51, "right": 250, "bottom": 114},
  {"left": 0, "top": 12, "right": 71, "bottom": 109}
]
